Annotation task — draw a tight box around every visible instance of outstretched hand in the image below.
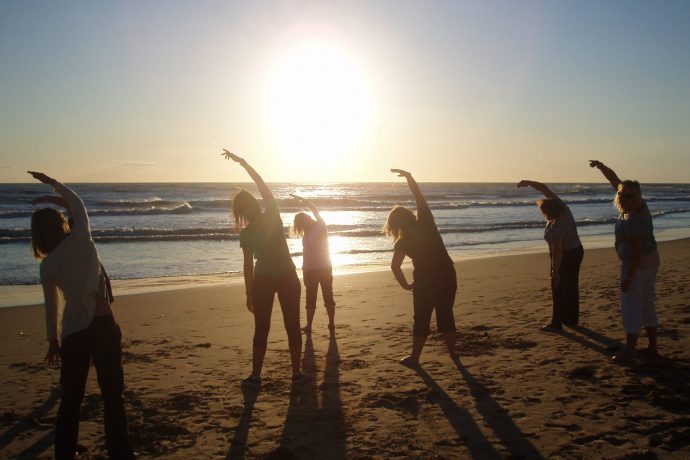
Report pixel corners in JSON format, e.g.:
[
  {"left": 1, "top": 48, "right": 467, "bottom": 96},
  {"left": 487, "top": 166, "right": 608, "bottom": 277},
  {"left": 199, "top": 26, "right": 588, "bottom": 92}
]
[
  {"left": 221, "top": 149, "right": 247, "bottom": 166},
  {"left": 27, "top": 171, "right": 55, "bottom": 185},
  {"left": 516, "top": 180, "right": 531, "bottom": 188},
  {"left": 588, "top": 160, "right": 603, "bottom": 169},
  {"left": 289, "top": 193, "right": 305, "bottom": 202},
  {"left": 390, "top": 168, "right": 411, "bottom": 178}
]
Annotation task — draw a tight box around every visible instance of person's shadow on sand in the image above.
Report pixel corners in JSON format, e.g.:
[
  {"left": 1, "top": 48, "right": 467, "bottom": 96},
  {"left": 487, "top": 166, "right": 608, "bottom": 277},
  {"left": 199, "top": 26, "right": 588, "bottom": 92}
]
[
  {"left": 0, "top": 385, "right": 61, "bottom": 452},
  {"left": 3, "top": 388, "right": 102, "bottom": 458},
  {"left": 0, "top": 386, "right": 61, "bottom": 458},
  {"left": 556, "top": 324, "right": 624, "bottom": 355},
  {"left": 226, "top": 382, "right": 261, "bottom": 459},
  {"left": 415, "top": 361, "right": 544, "bottom": 459},
  {"left": 413, "top": 366, "right": 504, "bottom": 459},
  {"left": 320, "top": 333, "right": 346, "bottom": 458},
  {"left": 452, "top": 360, "right": 544, "bottom": 459},
  {"left": 268, "top": 332, "right": 346, "bottom": 459},
  {"left": 555, "top": 325, "right": 690, "bottom": 439}
]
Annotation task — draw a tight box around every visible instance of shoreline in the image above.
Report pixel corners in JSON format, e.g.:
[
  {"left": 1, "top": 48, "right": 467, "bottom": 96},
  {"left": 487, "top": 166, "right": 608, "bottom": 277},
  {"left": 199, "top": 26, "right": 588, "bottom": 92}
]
[{"left": 2, "top": 230, "right": 689, "bottom": 309}]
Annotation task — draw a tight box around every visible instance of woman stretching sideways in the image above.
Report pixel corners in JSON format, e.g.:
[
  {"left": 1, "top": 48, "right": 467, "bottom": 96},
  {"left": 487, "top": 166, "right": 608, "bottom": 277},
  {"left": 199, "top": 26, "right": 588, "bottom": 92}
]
[
  {"left": 384, "top": 169, "right": 458, "bottom": 366},
  {"left": 29, "top": 171, "right": 134, "bottom": 459},
  {"left": 223, "top": 150, "right": 304, "bottom": 385},
  {"left": 517, "top": 180, "right": 583, "bottom": 330},
  {"left": 589, "top": 160, "right": 661, "bottom": 363},
  {"left": 290, "top": 194, "right": 336, "bottom": 333}
]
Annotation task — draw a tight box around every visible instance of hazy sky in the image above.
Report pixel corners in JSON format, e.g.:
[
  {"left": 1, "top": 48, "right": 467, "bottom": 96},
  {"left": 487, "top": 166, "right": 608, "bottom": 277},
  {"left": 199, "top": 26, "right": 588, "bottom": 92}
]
[{"left": 1, "top": 1, "right": 689, "bottom": 183}]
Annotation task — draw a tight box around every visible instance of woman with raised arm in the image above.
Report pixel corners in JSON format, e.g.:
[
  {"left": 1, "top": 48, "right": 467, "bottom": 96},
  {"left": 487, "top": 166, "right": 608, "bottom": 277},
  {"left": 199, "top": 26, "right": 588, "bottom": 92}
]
[
  {"left": 222, "top": 150, "right": 304, "bottom": 385},
  {"left": 31, "top": 194, "right": 115, "bottom": 303},
  {"left": 384, "top": 169, "right": 457, "bottom": 366},
  {"left": 589, "top": 160, "right": 661, "bottom": 363},
  {"left": 517, "top": 180, "right": 583, "bottom": 331},
  {"left": 28, "top": 171, "right": 134, "bottom": 460},
  {"left": 290, "top": 194, "right": 336, "bottom": 333}
]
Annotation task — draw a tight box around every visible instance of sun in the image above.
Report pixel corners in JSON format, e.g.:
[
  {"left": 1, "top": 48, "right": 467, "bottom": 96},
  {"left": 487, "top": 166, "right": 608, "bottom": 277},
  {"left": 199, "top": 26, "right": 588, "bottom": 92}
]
[{"left": 264, "top": 40, "right": 373, "bottom": 168}]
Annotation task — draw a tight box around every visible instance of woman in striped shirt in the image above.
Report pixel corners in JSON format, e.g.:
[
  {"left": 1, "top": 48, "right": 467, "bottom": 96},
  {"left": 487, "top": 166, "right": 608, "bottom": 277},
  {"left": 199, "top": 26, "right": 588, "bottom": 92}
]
[{"left": 518, "top": 180, "right": 583, "bottom": 330}]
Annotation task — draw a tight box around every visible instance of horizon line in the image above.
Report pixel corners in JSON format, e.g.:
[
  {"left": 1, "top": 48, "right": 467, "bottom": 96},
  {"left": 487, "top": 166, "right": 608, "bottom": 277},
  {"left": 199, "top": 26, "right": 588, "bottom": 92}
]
[{"left": 2, "top": 180, "right": 690, "bottom": 185}]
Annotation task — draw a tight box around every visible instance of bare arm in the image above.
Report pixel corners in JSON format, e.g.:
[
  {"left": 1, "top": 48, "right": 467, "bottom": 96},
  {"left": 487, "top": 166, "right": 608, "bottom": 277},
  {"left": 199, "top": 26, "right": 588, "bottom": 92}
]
[
  {"left": 391, "top": 169, "right": 428, "bottom": 210},
  {"left": 390, "top": 249, "right": 413, "bottom": 291},
  {"left": 290, "top": 194, "right": 322, "bottom": 222},
  {"left": 40, "top": 268, "right": 59, "bottom": 342},
  {"left": 588, "top": 160, "right": 622, "bottom": 191},
  {"left": 242, "top": 247, "right": 255, "bottom": 313},
  {"left": 516, "top": 180, "right": 557, "bottom": 199},
  {"left": 28, "top": 171, "right": 90, "bottom": 237},
  {"left": 40, "top": 266, "right": 61, "bottom": 365},
  {"left": 31, "top": 195, "right": 72, "bottom": 213},
  {"left": 222, "top": 150, "right": 275, "bottom": 205}
]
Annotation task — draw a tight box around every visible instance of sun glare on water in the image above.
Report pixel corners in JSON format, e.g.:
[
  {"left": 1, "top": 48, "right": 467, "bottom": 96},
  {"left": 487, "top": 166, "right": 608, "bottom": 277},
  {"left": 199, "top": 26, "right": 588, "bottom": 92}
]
[{"left": 264, "top": 40, "right": 373, "bottom": 169}]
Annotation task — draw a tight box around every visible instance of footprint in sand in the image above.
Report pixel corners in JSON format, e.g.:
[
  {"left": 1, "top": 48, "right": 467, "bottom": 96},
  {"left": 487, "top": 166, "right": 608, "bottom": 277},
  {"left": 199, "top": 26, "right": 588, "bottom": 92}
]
[{"left": 565, "top": 365, "right": 599, "bottom": 381}]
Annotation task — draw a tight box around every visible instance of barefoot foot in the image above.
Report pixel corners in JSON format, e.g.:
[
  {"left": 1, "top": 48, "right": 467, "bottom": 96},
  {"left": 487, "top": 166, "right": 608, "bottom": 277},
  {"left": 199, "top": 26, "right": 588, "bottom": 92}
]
[{"left": 399, "top": 355, "right": 420, "bottom": 368}]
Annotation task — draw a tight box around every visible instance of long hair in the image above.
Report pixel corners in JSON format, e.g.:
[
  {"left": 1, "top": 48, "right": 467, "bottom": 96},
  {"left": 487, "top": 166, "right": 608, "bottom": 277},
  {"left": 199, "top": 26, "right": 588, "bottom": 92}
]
[
  {"left": 31, "top": 208, "right": 70, "bottom": 259},
  {"left": 232, "top": 189, "right": 262, "bottom": 232},
  {"left": 536, "top": 198, "right": 563, "bottom": 221},
  {"left": 291, "top": 212, "right": 316, "bottom": 237},
  {"left": 614, "top": 180, "right": 643, "bottom": 215},
  {"left": 383, "top": 206, "right": 417, "bottom": 243}
]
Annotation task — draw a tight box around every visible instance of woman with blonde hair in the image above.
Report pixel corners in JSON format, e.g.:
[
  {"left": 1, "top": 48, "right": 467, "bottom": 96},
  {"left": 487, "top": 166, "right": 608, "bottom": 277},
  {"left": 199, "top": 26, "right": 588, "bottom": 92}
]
[
  {"left": 589, "top": 160, "right": 661, "bottom": 362},
  {"left": 384, "top": 169, "right": 457, "bottom": 366},
  {"left": 517, "top": 180, "right": 583, "bottom": 330},
  {"left": 28, "top": 171, "right": 134, "bottom": 459},
  {"left": 223, "top": 150, "right": 304, "bottom": 385},
  {"left": 290, "top": 194, "right": 336, "bottom": 333}
]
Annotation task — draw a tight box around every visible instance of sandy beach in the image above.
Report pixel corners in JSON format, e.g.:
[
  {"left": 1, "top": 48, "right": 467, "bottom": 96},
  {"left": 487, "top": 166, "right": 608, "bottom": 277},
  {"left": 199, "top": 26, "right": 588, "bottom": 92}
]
[{"left": 1, "top": 239, "right": 689, "bottom": 459}]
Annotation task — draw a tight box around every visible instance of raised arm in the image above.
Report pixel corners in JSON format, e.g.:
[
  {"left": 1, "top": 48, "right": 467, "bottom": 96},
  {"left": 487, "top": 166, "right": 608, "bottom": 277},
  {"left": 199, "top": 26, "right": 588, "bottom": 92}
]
[
  {"left": 588, "top": 160, "right": 622, "bottom": 191},
  {"left": 28, "top": 172, "right": 90, "bottom": 237},
  {"left": 391, "top": 169, "right": 428, "bottom": 210},
  {"left": 222, "top": 150, "right": 275, "bottom": 206},
  {"left": 290, "top": 194, "right": 322, "bottom": 222},
  {"left": 516, "top": 180, "right": 557, "bottom": 199},
  {"left": 31, "top": 195, "right": 72, "bottom": 213}
]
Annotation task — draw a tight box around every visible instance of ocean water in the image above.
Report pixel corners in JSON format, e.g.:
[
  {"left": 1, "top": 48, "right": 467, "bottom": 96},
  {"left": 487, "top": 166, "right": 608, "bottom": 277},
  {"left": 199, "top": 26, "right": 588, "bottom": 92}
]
[{"left": 2, "top": 182, "right": 690, "bottom": 286}]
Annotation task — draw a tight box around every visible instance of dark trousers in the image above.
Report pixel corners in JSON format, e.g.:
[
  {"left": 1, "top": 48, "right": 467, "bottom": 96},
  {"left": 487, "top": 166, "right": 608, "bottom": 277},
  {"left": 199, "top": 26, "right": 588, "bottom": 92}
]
[
  {"left": 412, "top": 270, "right": 457, "bottom": 337},
  {"left": 56, "top": 316, "right": 134, "bottom": 460},
  {"left": 252, "top": 270, "right": 302, "bottom": 348},
  {"left": 304, "top": 267, "right": 336, "bottom": 309},
  {"left": 551, "top": 245, "right": 584, "bottom": 326}
]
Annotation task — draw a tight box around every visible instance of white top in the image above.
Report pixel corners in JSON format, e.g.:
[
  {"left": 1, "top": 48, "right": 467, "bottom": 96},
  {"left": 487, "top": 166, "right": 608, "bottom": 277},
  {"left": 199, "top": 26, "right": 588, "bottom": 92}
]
[
  {"left": 40, "top": 182, "right": 107, "bottom": 342},
  {"left": 302, "top": 219, "right": 332, "bottom": 272}
]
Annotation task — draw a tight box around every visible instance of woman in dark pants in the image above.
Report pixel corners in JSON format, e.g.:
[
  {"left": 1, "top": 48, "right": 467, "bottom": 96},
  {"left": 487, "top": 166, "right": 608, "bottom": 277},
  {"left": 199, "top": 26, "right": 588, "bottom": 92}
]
[
  {"left": 384, "top": 169, "right": 458, "bottom": 366},
  {"left": 29, "top": 171, "right": 134, "bottom": 459},
  {"left": 517, "top": 180, "right": 584, "bottom": 330},
  {"left": 222, "top": 150, "right": 304, "bottom": 385}
]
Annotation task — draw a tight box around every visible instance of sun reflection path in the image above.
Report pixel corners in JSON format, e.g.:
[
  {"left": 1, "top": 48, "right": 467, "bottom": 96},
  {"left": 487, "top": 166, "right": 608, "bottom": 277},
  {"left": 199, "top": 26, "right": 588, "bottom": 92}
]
[{"left": 328, "top": 235, "right": 361, "bottom": 268}]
